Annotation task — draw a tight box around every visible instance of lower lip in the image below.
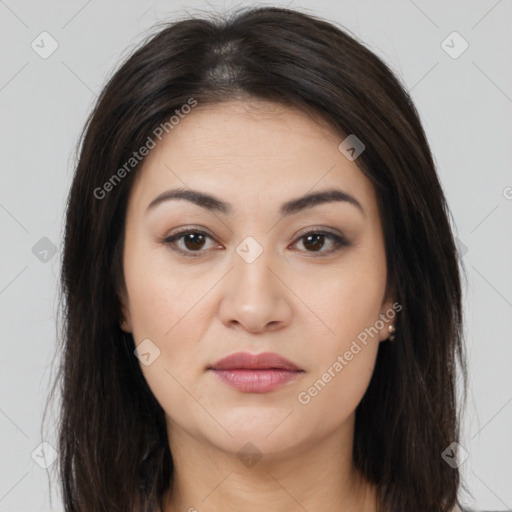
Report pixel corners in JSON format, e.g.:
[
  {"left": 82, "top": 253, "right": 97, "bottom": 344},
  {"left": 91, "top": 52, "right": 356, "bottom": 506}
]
[{"left": 210, "top": 369, "right": 303, "bottom": 393}]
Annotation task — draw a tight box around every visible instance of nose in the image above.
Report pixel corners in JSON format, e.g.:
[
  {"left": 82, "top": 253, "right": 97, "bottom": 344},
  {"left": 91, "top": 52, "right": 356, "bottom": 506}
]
[{"left": 218, "top": 248, "right": 293, "bottom": 334}]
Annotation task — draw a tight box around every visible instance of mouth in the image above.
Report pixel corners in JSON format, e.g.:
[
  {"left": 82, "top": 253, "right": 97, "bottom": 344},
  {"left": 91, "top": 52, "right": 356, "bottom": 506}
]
[{"left": 207, "top": 352, "right": 304, "bottom": 393}]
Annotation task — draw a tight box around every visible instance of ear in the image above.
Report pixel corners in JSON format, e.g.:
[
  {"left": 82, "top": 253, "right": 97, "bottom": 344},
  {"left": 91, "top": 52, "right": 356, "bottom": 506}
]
[
  {"left": 118, "top": 287, "right": 133, "bottom": 333},
  {"left": 376, "top": 286, "right": 400, "bottom": 343}
]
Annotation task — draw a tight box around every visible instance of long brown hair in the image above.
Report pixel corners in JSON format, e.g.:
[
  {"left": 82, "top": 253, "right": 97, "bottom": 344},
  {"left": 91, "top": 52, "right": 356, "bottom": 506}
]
[{"left": 44, "top": 6, "right": 469, "bottom": 511}]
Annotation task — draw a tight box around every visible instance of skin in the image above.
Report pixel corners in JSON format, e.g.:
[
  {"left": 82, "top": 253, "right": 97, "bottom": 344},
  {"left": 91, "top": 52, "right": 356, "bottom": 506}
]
[{"left": 119, "top": 99, "right": 396, "bottom": 512}]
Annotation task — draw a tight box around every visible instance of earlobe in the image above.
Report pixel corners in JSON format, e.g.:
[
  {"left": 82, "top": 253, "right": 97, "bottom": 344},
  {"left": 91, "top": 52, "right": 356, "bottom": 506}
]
[
  {"left": 119, "top": 303, "right": 133, "bottom": 332},
  {"left": 120, "top": 317, "right": 132, "bottom": 333},
  {"left": 118, "top": 291, "right": 132, "bottom": 333},
  {"left": 378, "top": 296, "right": 399, "bottom": 343}
]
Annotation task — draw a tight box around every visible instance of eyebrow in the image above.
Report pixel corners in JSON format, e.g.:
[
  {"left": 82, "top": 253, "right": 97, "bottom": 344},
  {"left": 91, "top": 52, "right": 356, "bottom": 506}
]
[{"left": 146, "top": 187, "right": 365, "bottom": 217}]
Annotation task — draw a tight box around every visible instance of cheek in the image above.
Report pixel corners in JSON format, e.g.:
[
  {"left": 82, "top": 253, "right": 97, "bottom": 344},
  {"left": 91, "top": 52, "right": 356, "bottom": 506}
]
[
  {"left": 294, "top": 265, "right": 384, "bottom": 425},
  {"left": 138, "top": 355, "right": 213, "bottom": 444},
  {"left": 124, "top": 254, "right": 211, "bottom": 431},
  {"left": 293, "top": 250, "right": 385, "bottom": 403},
  {"left": 298, "top": 254, "right": 387, "bottom": 346},
  {"left": 295, "top": 345, "right": 378, "bottom": 437},
  {"left": 124, "top": 241, "right": 201, "bottom": 338},
  {"left": 124, "top": 244, "right": 218, "bottom": 396}
]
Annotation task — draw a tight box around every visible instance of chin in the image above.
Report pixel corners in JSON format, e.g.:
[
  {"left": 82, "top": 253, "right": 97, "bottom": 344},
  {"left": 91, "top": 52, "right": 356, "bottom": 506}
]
[
  {"left": 198, "top": 408, "right": 306, "bottom": 457},
  {"left": 208, "top": 431, "right": 302, "bottom": 464}
]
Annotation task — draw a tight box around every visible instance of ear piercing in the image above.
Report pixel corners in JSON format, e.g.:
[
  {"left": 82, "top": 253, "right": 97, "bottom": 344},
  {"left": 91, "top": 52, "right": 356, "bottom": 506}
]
[{"left": 388, "top": 324, "right": 396, "bottom": 341}]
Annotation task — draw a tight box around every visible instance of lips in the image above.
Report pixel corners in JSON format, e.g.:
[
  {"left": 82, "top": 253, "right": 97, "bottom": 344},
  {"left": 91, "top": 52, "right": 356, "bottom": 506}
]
[
  {"left": 208, "top": 352, "right": 304, "bottom": 393},
  {"left": 208, "top": 351, "right": 302, "bottom": 371}
]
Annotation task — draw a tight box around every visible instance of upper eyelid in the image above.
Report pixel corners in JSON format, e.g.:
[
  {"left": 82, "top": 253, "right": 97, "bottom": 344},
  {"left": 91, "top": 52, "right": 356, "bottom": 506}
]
[
  {"left": 164, "top": 226, "right": 345, "bottom": 241},
  {"left": 163, "top": 227, "right": 348, "bottom": 252}
]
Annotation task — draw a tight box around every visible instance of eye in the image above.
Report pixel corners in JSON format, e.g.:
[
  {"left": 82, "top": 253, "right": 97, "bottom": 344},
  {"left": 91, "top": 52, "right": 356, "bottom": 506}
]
[
  {"left": 161, "top": 228, "right": 349, "bottom": 258},
  {"left": 291, "top": 230, "right": 349, "bottom": 255},
  {"left": 162, "top": 228, "right": 219, "bottom": 257}
]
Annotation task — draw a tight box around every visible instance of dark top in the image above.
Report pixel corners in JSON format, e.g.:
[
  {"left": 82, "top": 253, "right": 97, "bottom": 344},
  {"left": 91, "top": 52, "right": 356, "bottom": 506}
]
[{"left": 462, "top": 508, "right": 512, "bottom": 512}]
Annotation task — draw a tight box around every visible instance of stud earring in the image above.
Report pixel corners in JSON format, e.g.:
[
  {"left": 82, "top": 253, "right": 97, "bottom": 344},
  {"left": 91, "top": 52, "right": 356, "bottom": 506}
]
[{"left": 388, "top": 324, "right": 396, "bottom": 341}]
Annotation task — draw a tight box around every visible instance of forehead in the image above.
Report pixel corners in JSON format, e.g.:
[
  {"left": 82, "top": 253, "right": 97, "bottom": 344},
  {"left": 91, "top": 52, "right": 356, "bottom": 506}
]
[{"left": 127, "top": 99, "right": 378, "bottom": 220}]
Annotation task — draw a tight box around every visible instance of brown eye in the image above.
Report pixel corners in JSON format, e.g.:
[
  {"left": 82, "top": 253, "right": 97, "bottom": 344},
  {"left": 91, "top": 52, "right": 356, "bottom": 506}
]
[
  {"left": 162, "top": 228, "right": 349, "bottom": 258},
  {"left": 293, "top": 231, "right": 349, "bottom": 255},
  {"left": 163, "top": 229, "right": 217, "bottom": 257},
  {"left": 181, "top": 232, "right": 207, "bottom": 251},
  {"left": 302, "top": 233, "right": 326, "bottom": 252}
]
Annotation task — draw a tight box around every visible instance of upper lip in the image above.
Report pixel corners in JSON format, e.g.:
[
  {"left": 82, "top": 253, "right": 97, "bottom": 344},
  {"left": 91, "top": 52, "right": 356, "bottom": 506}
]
[{"left": 208, "top": 352, "right": 302, "bottom": 371}]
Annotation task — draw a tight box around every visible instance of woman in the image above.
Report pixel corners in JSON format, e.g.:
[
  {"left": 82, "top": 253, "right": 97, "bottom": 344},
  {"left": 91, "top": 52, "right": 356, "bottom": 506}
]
[{"left": 45, "top": 5, "right": 486, "bottom": 511}]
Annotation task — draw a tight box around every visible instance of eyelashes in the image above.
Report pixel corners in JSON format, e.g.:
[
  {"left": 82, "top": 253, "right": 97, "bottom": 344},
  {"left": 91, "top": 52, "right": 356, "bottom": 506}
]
[{"left": 160, "top": 228, "right": 350, "bottom": 258}]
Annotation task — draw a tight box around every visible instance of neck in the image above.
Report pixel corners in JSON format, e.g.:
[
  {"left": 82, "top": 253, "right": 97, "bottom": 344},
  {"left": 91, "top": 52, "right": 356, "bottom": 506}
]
[{"left": 161, "top": 415, "right": 378, "bottom": 512}]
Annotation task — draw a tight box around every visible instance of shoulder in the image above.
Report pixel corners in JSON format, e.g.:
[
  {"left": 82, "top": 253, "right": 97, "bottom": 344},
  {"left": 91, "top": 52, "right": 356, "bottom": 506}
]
[{"left": 457, "top": 507, "right": 512, "bottom": 512}]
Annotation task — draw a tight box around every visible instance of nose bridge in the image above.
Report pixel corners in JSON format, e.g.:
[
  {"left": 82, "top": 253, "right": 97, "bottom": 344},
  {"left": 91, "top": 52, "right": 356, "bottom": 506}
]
[
  {"left": 232, "top": 233, "right": 280, "bottom": 299},
  {"left": 218, "top": 234, "right": 291, "bottom": 331}
]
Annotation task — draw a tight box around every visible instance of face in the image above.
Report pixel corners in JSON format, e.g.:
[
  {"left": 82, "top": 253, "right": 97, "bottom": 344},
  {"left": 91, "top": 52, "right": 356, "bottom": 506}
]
[{"left": 120, "top": 99, "right": 395, "bottom": 459}]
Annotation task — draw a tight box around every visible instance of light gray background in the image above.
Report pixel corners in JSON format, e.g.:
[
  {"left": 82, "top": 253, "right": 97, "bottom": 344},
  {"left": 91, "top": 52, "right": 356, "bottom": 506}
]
[{"left": 1, "top": 1, "right": 511, "bottom": 511}]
